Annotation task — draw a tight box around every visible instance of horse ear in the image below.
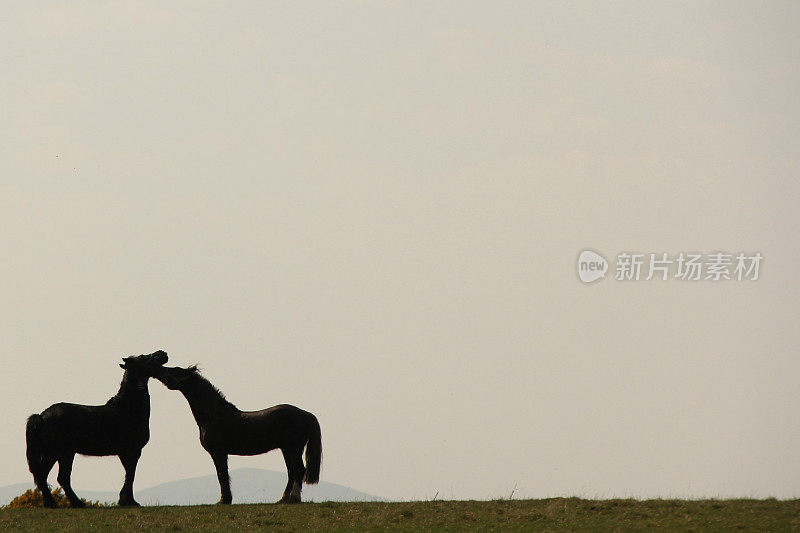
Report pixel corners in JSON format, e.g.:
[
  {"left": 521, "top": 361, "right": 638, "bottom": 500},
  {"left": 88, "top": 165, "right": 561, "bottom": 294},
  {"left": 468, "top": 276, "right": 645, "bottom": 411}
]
[
  {"left": 188, "top": 365, "right": 199, "bottom": 373},
  {"left": 119, "top": 363, "right": 127, "bottom": 369}
]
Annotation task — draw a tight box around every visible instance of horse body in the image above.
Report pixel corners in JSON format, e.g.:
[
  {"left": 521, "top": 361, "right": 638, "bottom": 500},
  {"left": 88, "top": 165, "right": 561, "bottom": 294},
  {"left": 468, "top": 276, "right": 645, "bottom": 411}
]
[
  {"left": 198, "top": 405, "right": 312, "bottom": 455},
  {"left": 156, "top": 365, "right": 322, "bottom": 504},
  {"left": 26, "top": 351, "right": 167, "bottom": 507},
  {"left": 35, "top": 396, "right": 151, "bottom": 456}
]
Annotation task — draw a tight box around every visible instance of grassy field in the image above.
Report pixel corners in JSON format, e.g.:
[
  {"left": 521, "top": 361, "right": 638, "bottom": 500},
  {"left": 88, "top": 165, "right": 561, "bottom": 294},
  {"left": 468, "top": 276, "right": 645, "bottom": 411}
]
[{"left": 2, "top": 498, "right": 799, "bottom": 532}]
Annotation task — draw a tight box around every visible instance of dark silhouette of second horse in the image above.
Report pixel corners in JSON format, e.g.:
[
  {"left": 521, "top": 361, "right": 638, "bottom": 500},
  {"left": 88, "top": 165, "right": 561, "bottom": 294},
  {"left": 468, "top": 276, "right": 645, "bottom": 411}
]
[
  {"left": 26, "top": 350, "right": 168, "bottom": 507},
  {"left": 155, "top": 364, "right": 322, "bottom": 504}
]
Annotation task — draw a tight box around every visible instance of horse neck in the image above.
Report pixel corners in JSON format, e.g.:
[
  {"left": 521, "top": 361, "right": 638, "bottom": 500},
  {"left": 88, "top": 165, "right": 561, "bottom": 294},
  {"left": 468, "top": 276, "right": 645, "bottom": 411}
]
[
  {"left": 108, "top": 371, "right": 151, "bottom": 413},
  {"left": 181, "top": 376, "right": 238, "bottom": 426}
]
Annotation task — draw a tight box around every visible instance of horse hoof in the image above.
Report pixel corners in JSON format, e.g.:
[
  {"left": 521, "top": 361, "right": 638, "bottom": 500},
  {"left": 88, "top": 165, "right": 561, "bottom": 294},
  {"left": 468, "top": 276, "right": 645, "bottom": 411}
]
[
  {"left": 277, "top": 496, "right": 301, "bottom": 504},
  {"left": 217, "top": 499, "right": 232, "bottom": 505},
  {"left": 43, "top": 500, "right": 57, "bottom": 509},
  {"left": 118, "top": 500, "right": 140, "bottom": 507},
  {"left": 70, "top": 500, "right": 86, "bottom": 508}
]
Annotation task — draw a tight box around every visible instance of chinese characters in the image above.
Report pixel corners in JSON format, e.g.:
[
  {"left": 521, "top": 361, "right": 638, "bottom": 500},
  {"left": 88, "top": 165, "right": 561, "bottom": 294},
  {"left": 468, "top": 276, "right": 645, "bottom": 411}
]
[{"left": 613, "top": 252, "right": 762, "bottom": 281}]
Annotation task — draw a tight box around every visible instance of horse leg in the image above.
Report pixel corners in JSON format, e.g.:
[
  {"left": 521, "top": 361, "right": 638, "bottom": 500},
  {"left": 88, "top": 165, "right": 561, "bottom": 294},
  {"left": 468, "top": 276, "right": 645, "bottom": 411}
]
[
  {"left": 32, "top": 454, "right": 57, "bottom": 508},
  {"left": 211, "top": 452, "right": 232, "bottom": 504},
  {"left": 278, "top": 448, "right": 293, "bottom": 503},
  {"left": 118, "top": 451, "right": 141, "bottom": 507},
  {"left": 278, "top": 447, "right": 305, "bottom": 504},
  {"left": 57, "top": 453, "right": 85, "bottom": 508}
]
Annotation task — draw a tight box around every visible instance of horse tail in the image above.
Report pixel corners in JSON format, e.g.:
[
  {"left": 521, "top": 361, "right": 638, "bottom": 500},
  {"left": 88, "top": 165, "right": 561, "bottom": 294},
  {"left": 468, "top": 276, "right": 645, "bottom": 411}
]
[
  {"left": 303, "top": 413, "right": 322, "bottom": 484},
  {"left": 26, "top": 414, "right": 45, "bottom": 473}
]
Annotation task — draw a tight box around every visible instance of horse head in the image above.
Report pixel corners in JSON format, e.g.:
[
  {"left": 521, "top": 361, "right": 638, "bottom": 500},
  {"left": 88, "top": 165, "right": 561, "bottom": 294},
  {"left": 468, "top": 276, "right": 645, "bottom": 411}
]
[
  {"left": 119, "top": 350, "right": 169, "bottom": 376},
  {"left": 153, "top": 364, "right": 199, "bottom": 390}
]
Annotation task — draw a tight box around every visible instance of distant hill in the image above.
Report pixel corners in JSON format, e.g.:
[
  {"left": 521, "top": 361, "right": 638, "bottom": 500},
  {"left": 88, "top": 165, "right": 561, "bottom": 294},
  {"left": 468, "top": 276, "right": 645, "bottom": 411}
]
[{"left": 1, "top": 468, "right": 385, "bottom": 506}]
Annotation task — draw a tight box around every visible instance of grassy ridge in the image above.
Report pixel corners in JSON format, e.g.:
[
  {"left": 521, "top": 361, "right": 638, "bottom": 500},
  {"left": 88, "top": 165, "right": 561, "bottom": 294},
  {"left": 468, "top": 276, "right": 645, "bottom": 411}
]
[{"left": 2, "top": 498, "right": 799, "bottom": 532}]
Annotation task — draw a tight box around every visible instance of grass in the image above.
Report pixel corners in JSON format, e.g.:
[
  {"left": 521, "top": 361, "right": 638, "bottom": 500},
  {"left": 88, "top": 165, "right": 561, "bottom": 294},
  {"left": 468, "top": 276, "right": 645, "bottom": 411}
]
[{"left": 2, "top": 498, "right": 800, "bottom": 532}]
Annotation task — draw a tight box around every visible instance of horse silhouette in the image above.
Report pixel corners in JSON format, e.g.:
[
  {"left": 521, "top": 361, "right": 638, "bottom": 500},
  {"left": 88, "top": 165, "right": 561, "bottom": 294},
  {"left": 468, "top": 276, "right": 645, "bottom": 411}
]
[
  {"left": 26, "top": 350, "right": 168, "bottom": 507},
  {"left": 155, "top": 364, "right": 321, "bottom": 504}
]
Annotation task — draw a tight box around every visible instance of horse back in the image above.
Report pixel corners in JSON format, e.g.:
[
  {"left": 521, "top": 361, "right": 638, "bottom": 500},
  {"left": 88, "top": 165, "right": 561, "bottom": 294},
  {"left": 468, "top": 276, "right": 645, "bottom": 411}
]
[{"left": 242, "top": 404, "right": 316, "bottom": 429}]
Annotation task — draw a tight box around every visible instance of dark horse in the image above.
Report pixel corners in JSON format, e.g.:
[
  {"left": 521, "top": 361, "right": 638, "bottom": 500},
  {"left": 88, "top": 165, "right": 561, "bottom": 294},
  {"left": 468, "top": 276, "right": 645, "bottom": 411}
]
[
  {"left": 155, "top": 365, "right": 322, "bottom": 504},
  {"left": 26, "top": 350, "right": 168, "bottom": 507}
]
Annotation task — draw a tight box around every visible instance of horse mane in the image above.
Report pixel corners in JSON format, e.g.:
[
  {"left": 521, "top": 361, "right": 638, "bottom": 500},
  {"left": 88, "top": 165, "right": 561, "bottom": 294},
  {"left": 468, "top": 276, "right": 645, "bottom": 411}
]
[{"left": 187, "top": 366, "right": 238, "bottom": 413}]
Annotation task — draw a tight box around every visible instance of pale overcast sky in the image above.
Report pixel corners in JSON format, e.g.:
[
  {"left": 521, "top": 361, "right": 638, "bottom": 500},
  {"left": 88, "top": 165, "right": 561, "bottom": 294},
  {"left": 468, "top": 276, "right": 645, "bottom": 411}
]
[{"left": 1, "top": 2, "right": 799, "bottom": 501}]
